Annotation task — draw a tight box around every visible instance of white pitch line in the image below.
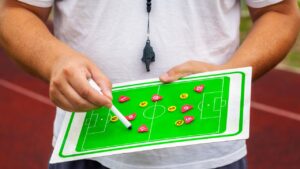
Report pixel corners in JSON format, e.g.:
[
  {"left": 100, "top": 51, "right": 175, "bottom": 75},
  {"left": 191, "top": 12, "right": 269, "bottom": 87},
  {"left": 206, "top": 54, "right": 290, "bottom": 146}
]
[
  {"left": 200, "top": 94, "right": 205, "bottom": 119},
  {"left": 0, "top": 78, "right": 54, "bottom": 106},
  {"left": 148, "top": 85, "right": 161, "bottom": 141},
  {"left": 81, "top": 110, "right": 94, "bottom": 151},
  {"left": 251, "top": 101, "right": 300, "bottom": 122},
  {"left": 217, "top": 77, "right": 225, "bottom": 133},
  {"left": 89, "top": 110, "right": 111, "bottom": 134}
]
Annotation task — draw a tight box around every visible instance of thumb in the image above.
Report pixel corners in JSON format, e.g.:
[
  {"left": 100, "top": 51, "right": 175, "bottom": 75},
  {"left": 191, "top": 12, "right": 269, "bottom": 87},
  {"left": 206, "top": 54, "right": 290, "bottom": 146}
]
[
  {"left": 88, "top": 65, "right": 113, "bottom": 104},
  {"left": 160, "top": 61, "right": 216, "bottom": 83},
  {"left": 159, "top": 65, "right": 191, "bottom": 83}
]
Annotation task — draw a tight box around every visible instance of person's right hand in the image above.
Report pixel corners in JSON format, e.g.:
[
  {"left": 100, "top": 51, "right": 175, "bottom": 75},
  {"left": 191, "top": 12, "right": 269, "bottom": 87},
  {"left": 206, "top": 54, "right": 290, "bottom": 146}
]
[{"left": 49, "top": 50, "right": 112, "bottom": 112}]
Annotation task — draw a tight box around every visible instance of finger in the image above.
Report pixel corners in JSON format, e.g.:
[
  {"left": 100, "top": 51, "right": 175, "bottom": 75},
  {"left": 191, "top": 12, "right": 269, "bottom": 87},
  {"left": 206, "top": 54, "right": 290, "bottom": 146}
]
[
  {"left": 49, "top": 85, "right": 76, "bottom": 112},
  {"left": 89, "top": 64, "right": 113, "bottom": 100},
  {"left": 51, "top": 77, "right": 99, "bottom": 112},
  {"left": 59, "top": 79, "right": 99, "bottom": 111},
  {"left": 67, "top": 68, "right": 112, "bottom": 108},
  {"left": 160, "top": 64, "right": 192, "bottom": 83}
]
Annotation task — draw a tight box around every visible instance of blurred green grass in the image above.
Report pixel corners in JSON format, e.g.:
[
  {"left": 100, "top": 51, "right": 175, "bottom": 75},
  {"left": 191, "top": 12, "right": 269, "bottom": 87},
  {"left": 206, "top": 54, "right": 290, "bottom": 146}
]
[{"left": 240, "top": 1, "right": 300, "bottom": 68}]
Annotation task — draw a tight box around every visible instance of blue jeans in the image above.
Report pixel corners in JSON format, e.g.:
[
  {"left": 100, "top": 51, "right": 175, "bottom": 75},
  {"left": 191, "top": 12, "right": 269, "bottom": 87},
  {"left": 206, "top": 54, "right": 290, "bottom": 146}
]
[{"left": 49, "top": 156, "right": 247, "bottom": 169}]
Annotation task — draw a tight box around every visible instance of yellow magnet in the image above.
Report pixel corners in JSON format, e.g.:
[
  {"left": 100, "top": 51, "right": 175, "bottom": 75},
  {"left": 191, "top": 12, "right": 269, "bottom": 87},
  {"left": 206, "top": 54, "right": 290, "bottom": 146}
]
[
  {"left": 175, "top": 120, "right": 184, "bottom": 126},
  {"left": 180, "top": 93, "right": 189, "bottom": 99},
  {"left": 110, "top": 115, "right": 118, "bottom": 122},
  {"left": 139, "top": 101, "right": 148, "bottom": 107},
  {"left": 168, "top": 106, "right": 177, "bottom": 112}
]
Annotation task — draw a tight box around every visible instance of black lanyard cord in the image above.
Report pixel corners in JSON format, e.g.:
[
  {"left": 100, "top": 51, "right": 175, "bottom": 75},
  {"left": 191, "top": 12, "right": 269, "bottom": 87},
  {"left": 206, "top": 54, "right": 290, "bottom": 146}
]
[
  {"left": 147, "top": 12, "right": 150, "bottom": 38},
  {"left": 147, "top": 0, "right": 151, "bottom": 36},
  {"left": 142, "top": 0, "right": 155, "bottom": 72}
]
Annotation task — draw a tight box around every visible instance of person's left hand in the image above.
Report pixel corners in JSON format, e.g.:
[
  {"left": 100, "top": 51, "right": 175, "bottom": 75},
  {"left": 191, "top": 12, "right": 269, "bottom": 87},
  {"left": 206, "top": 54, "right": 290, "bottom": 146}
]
[{"left": 159, "top": 60, "right": 223, "bottom": 83}]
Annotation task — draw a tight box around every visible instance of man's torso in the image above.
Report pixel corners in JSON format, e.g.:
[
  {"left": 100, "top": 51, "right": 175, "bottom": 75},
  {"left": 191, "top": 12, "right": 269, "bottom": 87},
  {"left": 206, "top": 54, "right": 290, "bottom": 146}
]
[{"left": 52, "top": 1, "right": 246, "bottom": 168}]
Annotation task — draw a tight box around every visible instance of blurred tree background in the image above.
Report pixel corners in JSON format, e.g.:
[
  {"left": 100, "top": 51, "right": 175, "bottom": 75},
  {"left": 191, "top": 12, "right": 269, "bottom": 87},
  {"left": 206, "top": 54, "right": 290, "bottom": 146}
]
[{"left": 240, "top": 0, "right": 300, "bottom": 70}]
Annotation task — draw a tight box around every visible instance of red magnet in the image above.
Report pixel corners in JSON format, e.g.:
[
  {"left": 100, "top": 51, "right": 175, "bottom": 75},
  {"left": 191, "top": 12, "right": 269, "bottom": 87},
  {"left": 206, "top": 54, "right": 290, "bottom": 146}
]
[
  {"left": 126, "top": 113, "right": 137, "bottom": 121},
  {"left": 194, "top": 85, "right": 204, "bottom": 93},
  {"left": 152, "top": 94, "right": 163, "bottom": 102},
  {"left": 138, "top": 124, "right": 149, "bottom": 133},
  {"left": 184, "top": 116, "right": 195, "bottom": 124},
  {"left": 118, "top": 96, "right": 130, "bottom": 103},
  {"left": 181, "top": 104, "right": 193, "bottom": 113}
]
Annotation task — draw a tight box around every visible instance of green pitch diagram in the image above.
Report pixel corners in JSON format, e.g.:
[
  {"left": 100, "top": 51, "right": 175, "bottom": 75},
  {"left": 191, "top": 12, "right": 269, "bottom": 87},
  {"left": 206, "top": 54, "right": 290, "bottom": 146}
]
[{"left": 50, "top": 67, "right": 252, "bottom": 163}]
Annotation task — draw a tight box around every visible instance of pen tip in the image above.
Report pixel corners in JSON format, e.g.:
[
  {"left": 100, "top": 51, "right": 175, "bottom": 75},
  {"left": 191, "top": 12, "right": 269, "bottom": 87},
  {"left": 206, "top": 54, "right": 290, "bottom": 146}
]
[{"left": 128, "top": 126, "right": 132, "bottom": 130}]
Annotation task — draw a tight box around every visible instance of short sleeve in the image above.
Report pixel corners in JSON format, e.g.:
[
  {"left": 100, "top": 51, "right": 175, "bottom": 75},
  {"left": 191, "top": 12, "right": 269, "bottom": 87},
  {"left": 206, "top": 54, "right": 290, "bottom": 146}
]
[
  {"left": 246, "top": 0, "right": 283, "bottom": 8},
  {"left": 18, "top": 0, "right": 54, "bottom": 8}
]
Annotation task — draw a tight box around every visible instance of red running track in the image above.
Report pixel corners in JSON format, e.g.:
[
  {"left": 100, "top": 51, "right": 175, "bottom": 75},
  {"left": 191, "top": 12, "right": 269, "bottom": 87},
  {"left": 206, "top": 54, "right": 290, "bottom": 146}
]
[{"left": 0, "top": 49, "right": 299, "bottom": 169}]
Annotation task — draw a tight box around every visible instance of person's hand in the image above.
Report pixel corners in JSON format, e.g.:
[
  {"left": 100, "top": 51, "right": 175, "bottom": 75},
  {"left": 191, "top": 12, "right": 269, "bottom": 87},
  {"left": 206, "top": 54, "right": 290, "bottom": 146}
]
[
  {"left": 49, "top": 51, "right": 112, "bottom": 112},
  {"left": 159, "top": 60, "right": 222, "bottom": 83}
]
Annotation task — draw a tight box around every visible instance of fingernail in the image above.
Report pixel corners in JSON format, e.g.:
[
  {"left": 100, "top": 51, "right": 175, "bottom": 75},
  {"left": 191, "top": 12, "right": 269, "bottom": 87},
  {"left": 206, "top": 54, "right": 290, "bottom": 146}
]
[
  {"left": 103, "top": 88, "right": 112, "bottom": 99},
  {"left": 107, "top": 90, "right": 113, "bottom": 100},
  {"left": 160, "top": 73, "right": 169, "bottom": 80},
  {"left": 106, "top": 102, "right": 112, "bottom": 108}
]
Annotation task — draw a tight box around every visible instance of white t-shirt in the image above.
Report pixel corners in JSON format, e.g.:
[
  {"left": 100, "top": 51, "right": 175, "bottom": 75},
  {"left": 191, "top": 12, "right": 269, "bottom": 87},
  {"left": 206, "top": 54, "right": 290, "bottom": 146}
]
[{"left": 19, "top": 0, "right": 282, "bottom": 168}]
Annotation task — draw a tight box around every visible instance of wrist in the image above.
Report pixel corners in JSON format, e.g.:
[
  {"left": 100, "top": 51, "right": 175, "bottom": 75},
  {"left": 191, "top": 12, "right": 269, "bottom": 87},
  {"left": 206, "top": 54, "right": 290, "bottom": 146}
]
[{"left": 45, "top": 42, "right": 74, "bottom": 81}]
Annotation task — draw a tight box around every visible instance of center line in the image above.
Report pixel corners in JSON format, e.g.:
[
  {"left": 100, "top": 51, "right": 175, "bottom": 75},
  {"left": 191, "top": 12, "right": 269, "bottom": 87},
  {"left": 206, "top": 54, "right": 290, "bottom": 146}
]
[{"left": 148, "top": 85, "right": 161, "bottom": 141}]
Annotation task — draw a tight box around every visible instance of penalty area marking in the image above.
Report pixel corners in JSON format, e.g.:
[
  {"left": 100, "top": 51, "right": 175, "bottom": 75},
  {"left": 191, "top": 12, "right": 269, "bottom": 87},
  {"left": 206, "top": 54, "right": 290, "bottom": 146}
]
[
  {"left": 81, "top": 110, "right": 94, "bottom": 151},
  {"left": 198, "top": 91, "right": 224, "bottom": 119},
  {"left": 213, "top": 97, "right": 227, "bottom": 111},
  {"left": 81, "top": 109, "right": 111, "bottom": 151},
  {"left": 89, "top": 114, "right": 99, "bottom": 128},
  {"left": 217, "top": 77, "right": 225, "bottom": 133},
  {"left": 87, "top": 110, "right": 111, "bottom": 134}
]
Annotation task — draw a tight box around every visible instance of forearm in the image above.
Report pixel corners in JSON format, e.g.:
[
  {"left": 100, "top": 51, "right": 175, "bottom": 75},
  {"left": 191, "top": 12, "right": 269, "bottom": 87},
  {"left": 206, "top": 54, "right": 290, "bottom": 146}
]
[
  {"left": 224, "top": 7, "right": 300, "bottom": 79},
  {"left": 0, "top": 2, "right": 113, "bottom": 111},
  {"left": 0, "top": 4, "right": 70, "bottom": 81}
]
